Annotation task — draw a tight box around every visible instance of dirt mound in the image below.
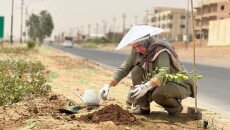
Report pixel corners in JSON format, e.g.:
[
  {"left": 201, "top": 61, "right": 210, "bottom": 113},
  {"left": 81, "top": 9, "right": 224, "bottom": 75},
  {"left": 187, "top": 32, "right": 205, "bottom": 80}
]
[
  {"left": 0, "top": 92, "right": 71, "bottom": 129},
  {"left": 77, "top": 104, "right": 141, "bottom": 126}
]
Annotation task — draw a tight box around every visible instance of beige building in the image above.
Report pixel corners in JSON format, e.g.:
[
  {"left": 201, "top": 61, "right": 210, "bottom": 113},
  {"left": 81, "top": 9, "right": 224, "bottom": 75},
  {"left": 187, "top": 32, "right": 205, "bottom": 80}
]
[
  {"left": 147, "top": 7, "right": 192, "bottom": 42},
  {"left": 195, "top": 0, "right": 230, "bottom": 40},
  {"left": 208, "top": 19, "right": 230, "bottom": 46}
]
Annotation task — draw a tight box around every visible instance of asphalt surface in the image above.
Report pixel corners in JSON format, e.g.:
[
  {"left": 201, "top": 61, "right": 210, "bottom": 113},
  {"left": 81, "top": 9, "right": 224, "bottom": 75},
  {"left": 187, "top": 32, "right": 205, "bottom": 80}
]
[{"left": 50, "top": 44, "right": 230, "bottom": 117}]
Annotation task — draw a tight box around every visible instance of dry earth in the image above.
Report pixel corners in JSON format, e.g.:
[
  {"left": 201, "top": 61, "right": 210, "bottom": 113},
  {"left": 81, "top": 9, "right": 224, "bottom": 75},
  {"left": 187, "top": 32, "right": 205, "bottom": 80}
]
[{"left": 0, "top": 44, "right": 210, "bottom": 130}]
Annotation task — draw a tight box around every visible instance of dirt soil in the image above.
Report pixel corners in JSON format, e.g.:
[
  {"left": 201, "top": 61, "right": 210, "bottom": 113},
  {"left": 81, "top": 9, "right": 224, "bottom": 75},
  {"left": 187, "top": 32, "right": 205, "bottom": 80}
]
[
  {"left": 77, "top": 104, "right": 141, "bottom": 126},
  {"left": 1, "top": 43, "right": 227, "bottom": 130}
]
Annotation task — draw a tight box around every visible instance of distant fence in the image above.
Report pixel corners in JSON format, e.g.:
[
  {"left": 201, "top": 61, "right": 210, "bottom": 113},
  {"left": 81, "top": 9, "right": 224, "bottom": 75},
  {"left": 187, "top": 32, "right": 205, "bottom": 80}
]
[{"left": 208, "top": 19, "right": 230, "bottom": 46}]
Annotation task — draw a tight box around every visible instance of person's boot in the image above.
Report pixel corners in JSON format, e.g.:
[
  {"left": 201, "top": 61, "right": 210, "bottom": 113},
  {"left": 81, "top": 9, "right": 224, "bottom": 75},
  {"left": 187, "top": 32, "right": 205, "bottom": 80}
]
[
  {"left": 128, "top": 106, "right": 150, "bottom": 115},
  {"left": 168, "top": 105, "right": 183, "bottom": 116}
]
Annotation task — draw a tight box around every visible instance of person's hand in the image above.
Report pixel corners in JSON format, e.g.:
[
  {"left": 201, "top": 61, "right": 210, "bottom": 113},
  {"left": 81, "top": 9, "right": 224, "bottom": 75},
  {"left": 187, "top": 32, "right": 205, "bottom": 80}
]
[
  {"left": 100, "top": 84, "right": 110, "bottom": 100},
  {"left": 129, "top": 81, "right": 153, "bottom": 100}
]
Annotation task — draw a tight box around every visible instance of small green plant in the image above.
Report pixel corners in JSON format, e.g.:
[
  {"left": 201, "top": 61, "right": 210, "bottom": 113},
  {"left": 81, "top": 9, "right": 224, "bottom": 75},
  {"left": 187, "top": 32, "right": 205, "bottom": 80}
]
[
  {"left": 144, "top": 67, "right": 203, "bottom": 84},
  {"left": 27, "top": 41, "right": 36, "bottom": 49},
  {"left": 0, "top": 59, "right": 51, "bottom": 105},
  {"left": 48, "top": 71, "right": 57, "bottom": 79}
]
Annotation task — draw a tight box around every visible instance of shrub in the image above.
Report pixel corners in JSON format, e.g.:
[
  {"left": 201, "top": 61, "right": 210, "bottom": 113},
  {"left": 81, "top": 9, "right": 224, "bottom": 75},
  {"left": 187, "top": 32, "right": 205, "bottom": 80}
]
[
  {"left": 27, "top": 41, "right": 36, "bottom": 49},
  {"left": 0, "top": 59, "right": 51, "bottom": 105}
]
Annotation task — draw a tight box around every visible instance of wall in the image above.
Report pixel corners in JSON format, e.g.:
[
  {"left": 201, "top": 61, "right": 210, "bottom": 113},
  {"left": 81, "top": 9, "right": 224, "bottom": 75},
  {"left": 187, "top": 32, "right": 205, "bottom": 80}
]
[{"left": 208, "top": 19, "right": 230, "bottom": 46}]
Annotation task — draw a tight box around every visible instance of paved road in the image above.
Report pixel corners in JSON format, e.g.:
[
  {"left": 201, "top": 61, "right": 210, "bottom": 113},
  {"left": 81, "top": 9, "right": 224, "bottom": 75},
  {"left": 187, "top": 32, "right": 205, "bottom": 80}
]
[{"left": 50, "top": 44, "right": 230, "bottom": 117}]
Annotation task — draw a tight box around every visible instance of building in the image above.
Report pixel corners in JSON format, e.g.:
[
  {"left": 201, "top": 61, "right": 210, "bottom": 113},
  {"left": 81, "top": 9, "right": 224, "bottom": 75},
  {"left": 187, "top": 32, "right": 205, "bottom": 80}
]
[
  {"left": 195, "top": 0, "right": 230, "bottom": 41},
  {"left": 147, "top": 7, "right": 192, "bottom": 42},
  {"left": 208, "top": 19, "right": 230, "bottom": 46}
]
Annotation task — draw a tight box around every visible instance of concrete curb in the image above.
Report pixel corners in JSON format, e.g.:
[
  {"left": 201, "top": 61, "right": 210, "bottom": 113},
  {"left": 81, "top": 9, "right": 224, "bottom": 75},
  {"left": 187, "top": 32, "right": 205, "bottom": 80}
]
[{"left": 184, "top": 107, "right": 230, "bottom": 130}]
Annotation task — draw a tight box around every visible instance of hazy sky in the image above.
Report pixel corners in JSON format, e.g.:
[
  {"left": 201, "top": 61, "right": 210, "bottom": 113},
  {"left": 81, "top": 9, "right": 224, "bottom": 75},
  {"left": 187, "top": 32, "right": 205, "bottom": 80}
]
[{"left": 0, "top": 0, "right": 198, "bottom": 40}]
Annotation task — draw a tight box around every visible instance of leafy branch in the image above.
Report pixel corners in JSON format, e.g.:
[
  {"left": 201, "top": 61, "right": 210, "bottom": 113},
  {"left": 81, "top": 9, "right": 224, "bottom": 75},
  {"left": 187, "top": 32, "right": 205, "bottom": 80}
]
[{"left": 144, "top": 67, "right": 203, "bottom": 84}]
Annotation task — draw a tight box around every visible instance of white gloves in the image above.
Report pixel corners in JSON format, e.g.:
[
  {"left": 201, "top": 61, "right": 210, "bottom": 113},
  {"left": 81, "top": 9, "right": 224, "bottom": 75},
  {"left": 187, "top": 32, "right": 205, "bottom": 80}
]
[
  {"left": 100, "top": 84, "right": 110, "bottom": 100},
  {"left": 129, "top": 81, "right": 153, "bottom": 100}
]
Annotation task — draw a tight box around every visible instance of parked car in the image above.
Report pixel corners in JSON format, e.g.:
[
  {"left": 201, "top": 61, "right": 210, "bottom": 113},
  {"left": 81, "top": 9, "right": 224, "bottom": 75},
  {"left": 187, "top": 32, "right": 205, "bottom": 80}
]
[{"left": 63, "top": 40, "right": 73, "bottom": 48}]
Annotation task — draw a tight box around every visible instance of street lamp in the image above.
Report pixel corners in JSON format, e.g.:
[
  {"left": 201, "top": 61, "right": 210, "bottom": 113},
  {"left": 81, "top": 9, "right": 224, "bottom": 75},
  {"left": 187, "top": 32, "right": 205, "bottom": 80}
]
[{"left": 10, "top": 0, "right": 14, "bottom": 44}]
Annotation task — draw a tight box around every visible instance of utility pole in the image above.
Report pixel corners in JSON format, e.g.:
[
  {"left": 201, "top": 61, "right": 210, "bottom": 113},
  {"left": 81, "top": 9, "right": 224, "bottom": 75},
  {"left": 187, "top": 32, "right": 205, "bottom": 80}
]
[
  {"left": 69, "top": 28, "right": 72, "bottom": 36},
  {"left": 96, "top": 23, "right": 99, "bottom": 43},
  {"left": 186, "top": 0, "right": 190, "bottom": 49},
  {"left": 88, "top": 24, "right": 91, "bottom": 38},
  {"left": 20, "top": 0, "right": 24, "bottom": 43},
  {"left": 157, "top": 8, "right": 161, "bottom": 39},
  {"left": 146, "top": 9, "right": 149, "bottom": 25},
  {"left": 158, "top": 9, "right": 160, "bottom": 28},
  {"left": 134, "top": 15, "right": 138, "bottom": 25},
  {"left": 200, "top": 0, "right": 203, "bottom": 47},
  {"left": 61, "top": 33, "right": 63, "bottom": 42},
  {"left": 77, "top": 27, "right": 80, "bottom": 41},
  {"left": 102, "top": 20, "right": 106, "bottom": 35},
  {"left": 103, "top": 20, "right": 107, "bottom": 35},
  {"left": 113, "top": 17, "right": 116, "bottom": 43},
  {"left": 25, "top": 6, "right": 28, "bottom": 43},
  {"left": 143, "top": 17, "right": 146, "bottom": 25},
  {"left": 180, "top": 14, "right": 184, "bottom": 42},
  {"left": 81, "top": 25, "right": 84, "bottom": 42},
  {"left": 122, "top": 13, "right": 127, "bottom": 34},
  {"left": 10, "top": 0, "right": 14, "bottom": 44},
  {"left": 81, "top": 25, "right": 84, "bottom": 34}
]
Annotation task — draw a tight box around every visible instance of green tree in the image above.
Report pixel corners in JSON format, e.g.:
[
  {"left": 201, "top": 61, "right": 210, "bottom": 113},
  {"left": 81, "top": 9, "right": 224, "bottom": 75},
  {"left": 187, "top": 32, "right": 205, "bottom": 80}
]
[
  {"left": 26, "top": 10, "right": 54, "bottom": 45},
  {"left": 26, "top": 14, "right": 39, "bottom": 41}
]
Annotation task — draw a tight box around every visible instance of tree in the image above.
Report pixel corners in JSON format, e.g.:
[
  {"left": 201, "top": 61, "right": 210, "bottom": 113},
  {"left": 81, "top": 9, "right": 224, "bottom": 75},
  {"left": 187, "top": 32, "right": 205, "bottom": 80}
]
[
  {"left": 26, "top": 10, "right": 54, "bottom": 45},
  {"left": 26, "top": 14, "right": 39, "bottom": 41}
]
